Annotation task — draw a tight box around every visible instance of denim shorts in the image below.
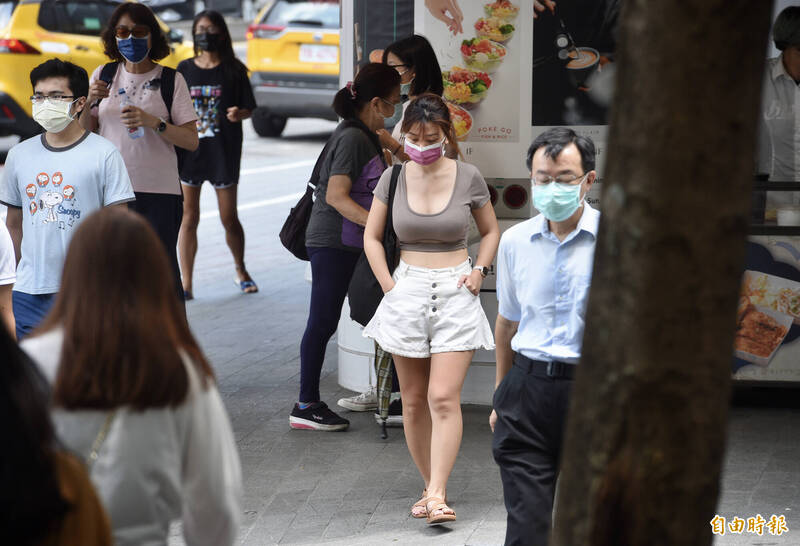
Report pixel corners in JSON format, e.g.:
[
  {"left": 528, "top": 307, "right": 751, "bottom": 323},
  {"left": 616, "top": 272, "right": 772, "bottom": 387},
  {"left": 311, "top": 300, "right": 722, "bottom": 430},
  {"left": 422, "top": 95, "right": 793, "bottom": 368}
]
[{"left": 362, "top": 259, "right": 495, "bottom": 358}]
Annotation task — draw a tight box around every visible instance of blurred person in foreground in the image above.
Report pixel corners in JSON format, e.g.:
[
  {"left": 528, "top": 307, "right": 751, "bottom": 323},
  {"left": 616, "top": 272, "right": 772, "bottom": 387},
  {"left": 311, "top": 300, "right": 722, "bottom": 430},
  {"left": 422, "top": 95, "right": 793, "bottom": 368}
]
[
  {"left": 0, "top": 325, "right": 112, "bottom": 546},
  {"left": 22, "top": 208, "right": 242, "bottom": 546}
]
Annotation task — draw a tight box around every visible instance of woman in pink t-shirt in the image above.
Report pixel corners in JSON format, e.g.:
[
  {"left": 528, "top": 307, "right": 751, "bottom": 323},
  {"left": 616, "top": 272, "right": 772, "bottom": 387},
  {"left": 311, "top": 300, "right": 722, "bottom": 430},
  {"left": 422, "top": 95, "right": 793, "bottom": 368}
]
[{"left": 79, "top": 3, "right": 198, "bottom": 301}]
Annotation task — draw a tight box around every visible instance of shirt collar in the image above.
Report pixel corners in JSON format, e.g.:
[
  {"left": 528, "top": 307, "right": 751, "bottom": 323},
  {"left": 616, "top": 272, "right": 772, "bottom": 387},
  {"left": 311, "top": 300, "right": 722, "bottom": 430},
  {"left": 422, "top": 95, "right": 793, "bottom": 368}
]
[
  {"left": 530, "top": 203, "right": 600, "bottom": 241},
  {"left": 771, "top": 54, "right": 792, "bottom": 82}
]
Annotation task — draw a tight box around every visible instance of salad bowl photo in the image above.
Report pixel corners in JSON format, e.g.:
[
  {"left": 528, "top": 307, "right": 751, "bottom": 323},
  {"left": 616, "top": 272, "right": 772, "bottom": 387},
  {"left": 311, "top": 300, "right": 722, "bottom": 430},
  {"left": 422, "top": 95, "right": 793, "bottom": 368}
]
[
  {"left": 461, "top": 38, "right": 507, "bottom": 73},
  {"left": 475, "top": 16, "right": 515, "bottom": 43},
  {"left": 442, "top": 66, "right": 493, "bottom": 109},
  {"left": 484, "top": 1, "right": 519, "bottom": 21},
  {"left": 446, "top": 102, "right": 473, "bottom": 141}
]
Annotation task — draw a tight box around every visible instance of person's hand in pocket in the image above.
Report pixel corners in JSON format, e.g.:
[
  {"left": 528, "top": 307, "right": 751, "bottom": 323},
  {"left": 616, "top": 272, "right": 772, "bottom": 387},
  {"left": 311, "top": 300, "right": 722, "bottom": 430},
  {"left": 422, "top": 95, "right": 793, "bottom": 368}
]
[{"left": 457, "top": 270, "right": 482, "bottom": 295}]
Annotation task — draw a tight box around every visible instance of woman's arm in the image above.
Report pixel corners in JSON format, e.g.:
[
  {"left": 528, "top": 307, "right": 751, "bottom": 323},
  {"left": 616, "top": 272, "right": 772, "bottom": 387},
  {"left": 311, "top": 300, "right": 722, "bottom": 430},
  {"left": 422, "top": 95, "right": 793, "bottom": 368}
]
[
  {"left": 364, "top": 198, "right": 394, "bottom": 293},
  {"left": 459, "top": 201, "right": 500, "bottom": 294},
  {"left": 377, "top": 129, "right": 409, "bottom": 162},
  {"left": 326, "top": 174, "right": 370, "bottom": 226},
  {"left": 472, "top": 201, "right": 500, "bottom": 270},
  {"left": 120, "top": 106, "right": 199, "bottom": 151},
  {"left": 226, "top": 107, "right": 252, "bottom": 122},
  {"left": 79, "top": 79, "right": 108, "bottom": 132}
]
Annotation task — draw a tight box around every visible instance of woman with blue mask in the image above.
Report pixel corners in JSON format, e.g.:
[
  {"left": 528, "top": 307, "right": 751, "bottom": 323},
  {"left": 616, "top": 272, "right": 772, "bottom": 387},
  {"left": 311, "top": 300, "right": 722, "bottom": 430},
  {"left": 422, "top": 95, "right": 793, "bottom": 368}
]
[
  {"left": 376, "top": 35, "right": 446, "bottom": 164},
  {"left": 80, "top": 2, "right": 199, "bottom": 303}
]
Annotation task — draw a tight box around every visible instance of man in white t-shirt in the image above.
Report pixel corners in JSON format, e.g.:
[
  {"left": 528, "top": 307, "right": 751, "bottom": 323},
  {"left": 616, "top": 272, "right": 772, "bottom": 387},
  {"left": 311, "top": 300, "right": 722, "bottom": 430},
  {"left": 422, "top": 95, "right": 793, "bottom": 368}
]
[
  {"left": 0, "top": 59, "right": 135, "bottom": 339},
  {"left": 0, "top": 221, "right": 15, "bottom": 337}
]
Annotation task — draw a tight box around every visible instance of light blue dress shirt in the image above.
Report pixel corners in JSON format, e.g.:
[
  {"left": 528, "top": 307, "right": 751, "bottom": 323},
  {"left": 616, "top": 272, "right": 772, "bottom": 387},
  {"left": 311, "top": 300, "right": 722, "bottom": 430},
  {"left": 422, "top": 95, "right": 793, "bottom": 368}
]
[{"left": 496, "top": 204, "right": 600, "bottom": 364}]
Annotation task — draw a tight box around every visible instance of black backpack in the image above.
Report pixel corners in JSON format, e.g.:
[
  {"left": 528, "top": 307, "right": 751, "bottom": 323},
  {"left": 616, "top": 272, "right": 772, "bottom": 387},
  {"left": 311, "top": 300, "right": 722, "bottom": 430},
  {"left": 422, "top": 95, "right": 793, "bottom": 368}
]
[{"left": 97, "top": 62, "right": 176, "bottom": 123}]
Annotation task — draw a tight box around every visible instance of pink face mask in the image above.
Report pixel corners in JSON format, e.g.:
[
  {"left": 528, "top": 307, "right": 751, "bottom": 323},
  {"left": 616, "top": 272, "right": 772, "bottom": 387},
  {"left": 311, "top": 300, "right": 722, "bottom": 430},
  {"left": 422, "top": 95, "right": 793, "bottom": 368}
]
[{"left": 404, "top": 138, "right": 445, "bottom": 166}]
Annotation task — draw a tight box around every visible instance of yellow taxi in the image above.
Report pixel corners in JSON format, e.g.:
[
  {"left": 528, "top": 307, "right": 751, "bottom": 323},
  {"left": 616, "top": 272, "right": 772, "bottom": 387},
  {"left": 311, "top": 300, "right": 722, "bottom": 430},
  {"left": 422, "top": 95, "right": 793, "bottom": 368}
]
[
  {"left": 0, "top": 0, "right": 193, "bottom": 138},
  {"left": 246, "top": 0, "right": 339, "bottom": 137}
]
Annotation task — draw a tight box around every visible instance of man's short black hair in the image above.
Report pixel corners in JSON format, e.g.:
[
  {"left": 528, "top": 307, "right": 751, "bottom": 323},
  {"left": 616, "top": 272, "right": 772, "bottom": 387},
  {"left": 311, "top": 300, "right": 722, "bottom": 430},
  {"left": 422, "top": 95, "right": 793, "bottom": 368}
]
[
  {"left": 774, "top": 6, "right": 800, "bottom": 51},
  {"left": 30, "top": 58, "right": 89, "bottom": 99},
  {"left": 526, "top": 127, "right": 596, "bottom": 173}
]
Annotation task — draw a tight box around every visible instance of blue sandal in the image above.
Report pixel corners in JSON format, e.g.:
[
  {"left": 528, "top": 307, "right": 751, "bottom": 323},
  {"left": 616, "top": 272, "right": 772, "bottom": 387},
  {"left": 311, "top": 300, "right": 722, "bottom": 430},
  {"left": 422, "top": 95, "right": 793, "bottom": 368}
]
[{"left": 234, "top": 279, "right": 258, "bottom": 294}]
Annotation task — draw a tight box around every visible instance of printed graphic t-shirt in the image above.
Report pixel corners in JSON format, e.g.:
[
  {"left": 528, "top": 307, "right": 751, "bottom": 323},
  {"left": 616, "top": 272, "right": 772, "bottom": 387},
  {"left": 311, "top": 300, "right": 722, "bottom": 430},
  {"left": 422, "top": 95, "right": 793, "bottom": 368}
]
[
  {"left": 176, "top": 60, "right": 257, "bottom": 183},
  {"left": 90, "top": 63, "right": 197, "bottom": 195},
  {"left": 305, "top": 122, "right": 384, "bottom": 250},
  {"left": 0, "top": 132, "right": 135, "bottom": 294}
]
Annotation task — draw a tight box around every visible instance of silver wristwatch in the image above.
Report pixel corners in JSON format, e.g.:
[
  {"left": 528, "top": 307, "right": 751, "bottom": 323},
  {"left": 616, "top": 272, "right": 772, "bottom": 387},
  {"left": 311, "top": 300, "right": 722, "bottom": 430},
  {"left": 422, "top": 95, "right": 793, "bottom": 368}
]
[{"left": 473, "top": 265, "right": 489, "bottom": 278}]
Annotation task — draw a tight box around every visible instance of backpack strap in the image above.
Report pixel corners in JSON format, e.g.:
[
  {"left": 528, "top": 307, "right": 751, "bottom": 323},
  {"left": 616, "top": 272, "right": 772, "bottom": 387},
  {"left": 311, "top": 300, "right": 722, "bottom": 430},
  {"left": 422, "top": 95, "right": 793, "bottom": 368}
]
[
  {"left": 158, "top": 66, "right": 176, "bottom": 124},
  {"left": 99, "top": 61, "right": 118, "bottom": 85},
  {"left": 93, "top": 62, "right": 119, "bottom": 108}
]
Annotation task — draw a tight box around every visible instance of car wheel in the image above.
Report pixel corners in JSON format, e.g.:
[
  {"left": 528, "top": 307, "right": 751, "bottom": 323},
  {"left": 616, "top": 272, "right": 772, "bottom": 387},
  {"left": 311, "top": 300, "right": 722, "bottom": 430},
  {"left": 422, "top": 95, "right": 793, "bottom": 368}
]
[{"left": 252, "top": 108, "right": 287, "bottom": 137}]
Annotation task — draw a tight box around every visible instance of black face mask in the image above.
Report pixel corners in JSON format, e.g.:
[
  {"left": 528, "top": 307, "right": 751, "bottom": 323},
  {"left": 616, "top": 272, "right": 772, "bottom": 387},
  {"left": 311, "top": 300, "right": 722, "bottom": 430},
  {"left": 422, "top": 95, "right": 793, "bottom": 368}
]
[{"left": 194, "top": 32, "right": 221, "bottom": 52}]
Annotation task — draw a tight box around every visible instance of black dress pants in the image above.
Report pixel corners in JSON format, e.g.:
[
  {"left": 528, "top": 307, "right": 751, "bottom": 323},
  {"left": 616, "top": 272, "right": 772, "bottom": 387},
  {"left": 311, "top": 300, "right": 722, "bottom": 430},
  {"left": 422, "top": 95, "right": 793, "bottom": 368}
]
[{"left": 491, "top": 355, "right": 574, "bottom": 546}]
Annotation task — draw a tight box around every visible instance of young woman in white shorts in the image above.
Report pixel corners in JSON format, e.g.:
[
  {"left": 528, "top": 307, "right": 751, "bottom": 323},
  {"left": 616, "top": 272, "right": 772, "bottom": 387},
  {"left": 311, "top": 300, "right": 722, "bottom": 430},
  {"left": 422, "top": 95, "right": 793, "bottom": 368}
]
[{"left": 362, "top": 94, "right": 500, "bottom": 524}]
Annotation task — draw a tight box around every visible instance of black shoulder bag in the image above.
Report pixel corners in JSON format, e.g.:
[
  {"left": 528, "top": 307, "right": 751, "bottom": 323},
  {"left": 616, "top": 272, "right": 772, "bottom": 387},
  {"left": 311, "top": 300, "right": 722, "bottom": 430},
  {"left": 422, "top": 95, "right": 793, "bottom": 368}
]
[
  {"left": 278, "top": 137, "right": 334, "bottom": 261},
  {"left": 348, "top": 164, "right": 402, "bottom": 327}
]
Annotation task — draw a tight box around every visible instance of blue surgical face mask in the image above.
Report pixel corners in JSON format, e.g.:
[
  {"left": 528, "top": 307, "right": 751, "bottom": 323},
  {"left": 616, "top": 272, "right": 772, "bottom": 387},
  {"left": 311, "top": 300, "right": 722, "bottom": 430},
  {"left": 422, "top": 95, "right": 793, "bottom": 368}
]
[
  {"left": 382, "top": 100, "right": 404, "bottom": 129},
  {"left": 116, "top": 35, "right": 150, "bottom": 64},
  {"left": 533, "top": 180, "right": 584, "bottom": 222}
]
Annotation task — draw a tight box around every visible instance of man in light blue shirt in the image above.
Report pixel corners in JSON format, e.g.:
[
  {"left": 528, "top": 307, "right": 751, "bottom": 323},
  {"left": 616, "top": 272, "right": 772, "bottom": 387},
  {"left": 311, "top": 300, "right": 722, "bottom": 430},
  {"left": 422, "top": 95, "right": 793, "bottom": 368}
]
[{"left": 490, "top": 127, "right": 599, "bottom": 546}]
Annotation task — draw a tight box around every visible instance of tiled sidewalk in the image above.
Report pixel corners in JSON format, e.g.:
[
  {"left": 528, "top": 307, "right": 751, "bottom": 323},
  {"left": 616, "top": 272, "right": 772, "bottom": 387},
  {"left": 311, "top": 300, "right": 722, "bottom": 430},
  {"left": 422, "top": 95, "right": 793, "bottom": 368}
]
[{"left": 180, "top": 257, "right": 799, "bottom": 545}]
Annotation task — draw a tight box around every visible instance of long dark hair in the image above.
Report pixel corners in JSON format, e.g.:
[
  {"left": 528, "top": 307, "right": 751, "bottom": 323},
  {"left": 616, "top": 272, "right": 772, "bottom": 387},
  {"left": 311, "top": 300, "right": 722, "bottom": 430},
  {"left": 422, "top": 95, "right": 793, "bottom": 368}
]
[
  {"left": 192, "top": 10, "right": 248, "bottom": 81},
  {"left": 383, "top": 35, "right": 444, "bottom": 96},
  {"left": 101, "top": 2, "right": 170, "bottom": 62},
  {"left": 0, "top": 327, "right": 70, "bottom": 545},
  {"left": 332, "top": 62, "right": 400, "bottom": 120},
  {"left": 37, "top": 208, "right": 214, "bottom": 411},
  {"left": 401, "top": 93, "right": 460, "bottom": 156}
]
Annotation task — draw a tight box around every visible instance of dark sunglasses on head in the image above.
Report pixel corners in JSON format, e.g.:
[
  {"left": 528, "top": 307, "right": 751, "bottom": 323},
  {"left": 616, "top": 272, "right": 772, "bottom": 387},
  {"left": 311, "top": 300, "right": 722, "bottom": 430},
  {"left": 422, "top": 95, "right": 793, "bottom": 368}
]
[{"left": 115, "top": 25, "right": 150, "bottom": 39}]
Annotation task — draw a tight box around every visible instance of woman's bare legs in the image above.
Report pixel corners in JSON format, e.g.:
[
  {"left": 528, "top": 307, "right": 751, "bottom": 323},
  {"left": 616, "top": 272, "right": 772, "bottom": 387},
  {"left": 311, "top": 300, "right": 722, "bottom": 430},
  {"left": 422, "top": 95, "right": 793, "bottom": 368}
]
[
  {"left": 215, "top": 184, "right": 255, "bottom": 290},
  {"left": 426, "top": 350, "right": 473, "bottom": 510},
  {"left": 178, "top": 184, "right": 202, "bottom": 295},
  {"left": 393, "top": 355, "right": 433, "bottom": 488}
]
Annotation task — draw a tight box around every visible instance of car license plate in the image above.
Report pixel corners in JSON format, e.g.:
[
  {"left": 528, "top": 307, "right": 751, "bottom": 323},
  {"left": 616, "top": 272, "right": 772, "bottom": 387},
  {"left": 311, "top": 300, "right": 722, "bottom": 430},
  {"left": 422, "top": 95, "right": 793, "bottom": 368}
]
[{"left": 299, "top": 44, "right": 337, "bottom": 64}]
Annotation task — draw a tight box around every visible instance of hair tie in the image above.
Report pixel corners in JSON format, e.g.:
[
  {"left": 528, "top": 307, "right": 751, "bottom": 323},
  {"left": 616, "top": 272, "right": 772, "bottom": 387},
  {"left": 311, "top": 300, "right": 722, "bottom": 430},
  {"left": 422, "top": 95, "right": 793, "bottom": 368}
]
[{"left": 346, "top": 81, "right": 357, "bottom": 99}]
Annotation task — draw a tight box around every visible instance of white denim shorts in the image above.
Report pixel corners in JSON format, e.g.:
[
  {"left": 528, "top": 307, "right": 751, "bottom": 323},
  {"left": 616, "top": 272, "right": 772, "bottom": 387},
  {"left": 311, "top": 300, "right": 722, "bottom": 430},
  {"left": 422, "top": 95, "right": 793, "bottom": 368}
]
[{"left": 362, "top": 259, "right": 495, "bottom": 358}]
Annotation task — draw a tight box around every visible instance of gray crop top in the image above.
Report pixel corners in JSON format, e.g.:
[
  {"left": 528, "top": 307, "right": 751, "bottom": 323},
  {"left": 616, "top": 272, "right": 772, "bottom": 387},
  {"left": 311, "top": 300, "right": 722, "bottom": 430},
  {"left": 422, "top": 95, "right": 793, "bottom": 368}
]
[{"left": 373, "top": 160, "right": 491, "bottom": 252}]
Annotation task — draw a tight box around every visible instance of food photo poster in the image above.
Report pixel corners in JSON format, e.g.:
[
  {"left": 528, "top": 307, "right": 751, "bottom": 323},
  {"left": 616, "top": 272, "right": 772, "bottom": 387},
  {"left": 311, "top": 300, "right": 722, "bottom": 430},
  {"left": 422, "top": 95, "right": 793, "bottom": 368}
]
[
  {"left": 734, "top": 237, "right": 800, "bottom": 383},
  {"left": 415, "top": 0, "right": 532, "bottom": 180}
]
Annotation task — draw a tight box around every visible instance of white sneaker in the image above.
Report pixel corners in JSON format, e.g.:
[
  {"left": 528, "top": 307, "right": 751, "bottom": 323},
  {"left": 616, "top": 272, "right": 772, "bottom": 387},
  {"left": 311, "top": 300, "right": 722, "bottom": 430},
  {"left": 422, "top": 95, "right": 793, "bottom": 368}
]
[{"left": 337, "top": 387, "right": 377, "bottom": 412}]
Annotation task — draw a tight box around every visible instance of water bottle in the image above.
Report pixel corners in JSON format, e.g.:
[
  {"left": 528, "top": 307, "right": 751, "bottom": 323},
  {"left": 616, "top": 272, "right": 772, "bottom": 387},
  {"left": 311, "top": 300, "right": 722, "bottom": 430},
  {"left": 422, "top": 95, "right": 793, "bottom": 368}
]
[{"left": 119, "top": 89, "right": 144, "bottom": 139}]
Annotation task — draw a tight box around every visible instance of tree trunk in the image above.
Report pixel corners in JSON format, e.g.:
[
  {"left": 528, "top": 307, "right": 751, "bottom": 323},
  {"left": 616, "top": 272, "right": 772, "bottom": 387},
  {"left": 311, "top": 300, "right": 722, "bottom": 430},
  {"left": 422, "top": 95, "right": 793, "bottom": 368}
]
[{"left": 551, "top": 1, "right": 774, "bottom": 545}]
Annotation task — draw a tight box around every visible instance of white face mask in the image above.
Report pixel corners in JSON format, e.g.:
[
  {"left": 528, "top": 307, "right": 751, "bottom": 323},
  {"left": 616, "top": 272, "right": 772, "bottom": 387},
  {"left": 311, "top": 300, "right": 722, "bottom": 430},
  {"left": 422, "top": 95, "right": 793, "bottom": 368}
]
[{"left": 32, "top": 98, "right": 77, "bottom": 133}]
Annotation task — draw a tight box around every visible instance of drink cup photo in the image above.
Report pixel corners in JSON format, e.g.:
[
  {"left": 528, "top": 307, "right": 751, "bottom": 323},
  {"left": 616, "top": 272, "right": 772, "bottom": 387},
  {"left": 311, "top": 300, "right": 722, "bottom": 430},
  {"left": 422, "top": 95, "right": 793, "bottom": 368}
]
[{"left": 565, "top": 46, "right": 600, "bottom": 88}]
